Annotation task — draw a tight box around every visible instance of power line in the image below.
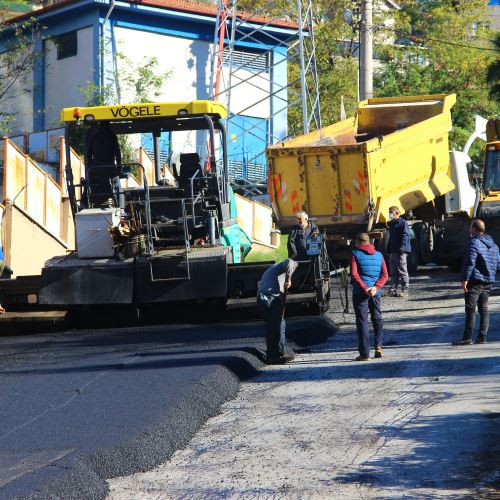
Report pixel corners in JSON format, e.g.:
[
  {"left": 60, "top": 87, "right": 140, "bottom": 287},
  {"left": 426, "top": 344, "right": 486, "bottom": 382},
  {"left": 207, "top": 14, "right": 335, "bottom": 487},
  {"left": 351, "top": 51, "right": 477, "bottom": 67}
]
[{"left": 388, "top": 28, "right": 498, "bottom": 52}]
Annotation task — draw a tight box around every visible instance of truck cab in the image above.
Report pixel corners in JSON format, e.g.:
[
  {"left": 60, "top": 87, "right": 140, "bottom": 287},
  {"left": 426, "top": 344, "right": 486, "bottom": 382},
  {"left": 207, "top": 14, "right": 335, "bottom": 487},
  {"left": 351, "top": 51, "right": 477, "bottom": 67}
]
[{"left": 476, "top": 120, "right": 500, "bottom": 245}]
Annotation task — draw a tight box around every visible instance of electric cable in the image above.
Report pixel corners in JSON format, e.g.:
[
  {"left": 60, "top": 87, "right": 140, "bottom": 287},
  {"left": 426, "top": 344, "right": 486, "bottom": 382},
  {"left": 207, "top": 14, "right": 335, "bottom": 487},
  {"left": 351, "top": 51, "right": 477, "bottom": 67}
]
[{"left": 381, "top": 27, "right": 498, "bottom": 52}]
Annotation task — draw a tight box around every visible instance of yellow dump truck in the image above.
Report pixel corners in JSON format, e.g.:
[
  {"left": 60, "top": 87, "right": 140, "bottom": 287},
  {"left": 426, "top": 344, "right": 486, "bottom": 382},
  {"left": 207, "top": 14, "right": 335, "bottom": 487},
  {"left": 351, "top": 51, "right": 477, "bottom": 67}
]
[
  {"left": 479, "top": 119, "right": 500, "bottom": 216},
  {"left": 267, "top": 94, "right": 467, "bottom": 269}
]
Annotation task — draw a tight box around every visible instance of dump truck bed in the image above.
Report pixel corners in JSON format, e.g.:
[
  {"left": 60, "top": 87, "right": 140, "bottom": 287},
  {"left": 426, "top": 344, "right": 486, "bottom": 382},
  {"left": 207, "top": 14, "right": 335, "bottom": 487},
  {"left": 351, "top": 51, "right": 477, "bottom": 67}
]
[{"left": 268, "top": 94, "right": 456, "bottom": 233}]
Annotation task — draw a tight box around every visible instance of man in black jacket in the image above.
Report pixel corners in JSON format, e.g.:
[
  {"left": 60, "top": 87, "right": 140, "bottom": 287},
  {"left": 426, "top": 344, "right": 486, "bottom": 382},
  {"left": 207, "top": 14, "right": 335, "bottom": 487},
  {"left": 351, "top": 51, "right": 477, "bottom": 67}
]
[
  {"left": 453, "top": 219, "right": 499, "bottom": 346},
  {"left": 387, "top": 206, "right": 412, "bottom": 298},
  {"left": 287, "top": 211, "right": 319, "bottom": 260}
]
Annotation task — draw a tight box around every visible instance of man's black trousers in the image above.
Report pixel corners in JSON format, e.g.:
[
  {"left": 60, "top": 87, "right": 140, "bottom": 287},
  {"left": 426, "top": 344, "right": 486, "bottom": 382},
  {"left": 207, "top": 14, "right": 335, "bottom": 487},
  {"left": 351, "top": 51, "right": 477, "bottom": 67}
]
[{"left": 463, "top": 281, "right": 492, "bottom": 340}]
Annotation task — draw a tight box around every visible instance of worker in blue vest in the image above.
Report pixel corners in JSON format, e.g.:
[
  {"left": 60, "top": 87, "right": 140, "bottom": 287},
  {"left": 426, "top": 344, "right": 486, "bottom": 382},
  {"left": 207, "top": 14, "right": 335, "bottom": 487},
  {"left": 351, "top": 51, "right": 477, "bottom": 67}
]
[{"left": 350, "top": 233, "right": 388, "bottom": 360}]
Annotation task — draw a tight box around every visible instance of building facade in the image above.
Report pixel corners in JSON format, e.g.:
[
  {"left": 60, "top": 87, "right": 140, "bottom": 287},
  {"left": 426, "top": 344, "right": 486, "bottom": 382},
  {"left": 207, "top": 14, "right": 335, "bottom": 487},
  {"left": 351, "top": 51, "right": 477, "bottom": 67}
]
[{"left": 0, "top": 0, "right": 292, "bottom": 176}]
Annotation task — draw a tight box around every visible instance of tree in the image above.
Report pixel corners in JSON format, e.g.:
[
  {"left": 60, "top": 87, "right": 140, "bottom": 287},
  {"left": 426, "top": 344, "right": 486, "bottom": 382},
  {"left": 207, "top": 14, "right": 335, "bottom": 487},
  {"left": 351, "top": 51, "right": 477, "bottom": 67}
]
[
  {"left": 486, "top": 33, "right": 500, "bottom": 103},
  {"left": 75, "top": 54, "right": 172, "bottom": 166},
  {"left": 0, "top": 12, "right": 43, "bottom": 135},
  {"left": 375, "top": 0, "right": 498, "bottom": 160},
  {"left": 230, "top": 0, "right": 359, "bottom": 137}
]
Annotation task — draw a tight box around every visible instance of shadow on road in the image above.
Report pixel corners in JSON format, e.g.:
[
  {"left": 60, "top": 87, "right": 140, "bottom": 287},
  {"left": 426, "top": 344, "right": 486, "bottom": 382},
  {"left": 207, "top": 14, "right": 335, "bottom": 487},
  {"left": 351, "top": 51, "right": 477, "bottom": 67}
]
[{"left": 335, "top": 411, "right": 500, "bottom": 494}]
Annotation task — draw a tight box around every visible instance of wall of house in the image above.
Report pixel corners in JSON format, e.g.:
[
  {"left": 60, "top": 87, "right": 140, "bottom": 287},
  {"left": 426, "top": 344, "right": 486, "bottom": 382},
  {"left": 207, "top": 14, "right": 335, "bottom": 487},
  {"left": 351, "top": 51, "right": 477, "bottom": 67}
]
[
  {"left": 44, "top": 26, "right": 95, "bottom": 127},
  {"left": 113, "top": 26, "right": 272, "bottom": 120}
]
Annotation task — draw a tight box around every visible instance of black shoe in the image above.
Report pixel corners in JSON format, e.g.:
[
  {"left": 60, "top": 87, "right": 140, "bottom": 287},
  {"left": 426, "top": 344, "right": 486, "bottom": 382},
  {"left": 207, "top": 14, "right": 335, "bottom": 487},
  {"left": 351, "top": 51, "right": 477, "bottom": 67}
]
[
  {"left": 452, "top": 339, "right": 473, "bottom": 346},
  {"left": 266, "top": 352, "right": 295, "bottom": 365},
  {"left": 475, "top": 335, "right": 487, "bottom": 344},
  {"left": 265, "top": 356, "right": 287, "bottom": 365}
]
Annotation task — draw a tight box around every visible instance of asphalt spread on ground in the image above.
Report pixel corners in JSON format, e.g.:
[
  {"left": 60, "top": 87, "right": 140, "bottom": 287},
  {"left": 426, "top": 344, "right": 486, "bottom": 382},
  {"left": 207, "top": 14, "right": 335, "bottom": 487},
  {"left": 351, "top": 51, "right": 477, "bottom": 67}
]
[{"left": 0, "top": 314, "right": 335, "bottom": 499}]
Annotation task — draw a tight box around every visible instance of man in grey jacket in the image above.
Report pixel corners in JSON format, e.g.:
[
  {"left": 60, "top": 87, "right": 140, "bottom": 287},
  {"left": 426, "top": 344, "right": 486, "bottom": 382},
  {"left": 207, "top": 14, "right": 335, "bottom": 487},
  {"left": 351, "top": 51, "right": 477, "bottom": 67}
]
[{"left": 257, "top": 258, "right": 298, "bottom": 364}]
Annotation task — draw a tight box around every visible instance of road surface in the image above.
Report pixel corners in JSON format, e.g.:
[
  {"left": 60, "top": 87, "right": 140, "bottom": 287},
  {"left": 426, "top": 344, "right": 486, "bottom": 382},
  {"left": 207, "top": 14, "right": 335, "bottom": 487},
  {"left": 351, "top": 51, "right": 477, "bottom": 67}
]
[
  {"left": 0, "top": 314, "right": 332, "bottom": 499},
  {"left": 108, "top": 270, "right": 500, "bottom": 499}
]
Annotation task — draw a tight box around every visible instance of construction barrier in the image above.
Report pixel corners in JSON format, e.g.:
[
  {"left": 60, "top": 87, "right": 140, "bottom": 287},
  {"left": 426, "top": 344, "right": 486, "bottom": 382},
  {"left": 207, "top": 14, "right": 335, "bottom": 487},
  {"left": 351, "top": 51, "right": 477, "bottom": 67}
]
[
  {"left": 139, "top": 147, "right": 155, "bottom": 186},
  {"left": 2, "top": 138, "right": 62, "bottom": 242}
]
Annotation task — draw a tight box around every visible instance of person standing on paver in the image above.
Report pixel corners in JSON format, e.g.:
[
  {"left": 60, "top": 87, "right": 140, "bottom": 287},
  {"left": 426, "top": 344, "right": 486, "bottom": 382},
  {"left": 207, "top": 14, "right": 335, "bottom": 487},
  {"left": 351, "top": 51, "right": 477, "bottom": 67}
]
[
  {"left": 257, "top": 258, "right": 298, "bottom": 364},
  {"left": 452, "top": 219, "right": 499, "bottom": 346},
  {"left": 287, "top": 211, "right": 319, "bottom": 260},
  {"left": 351, "top": 233, "right": 388, "bottom": 360},
  {"left": 387, "top": 205, "right": 411, "bottom": 297}
]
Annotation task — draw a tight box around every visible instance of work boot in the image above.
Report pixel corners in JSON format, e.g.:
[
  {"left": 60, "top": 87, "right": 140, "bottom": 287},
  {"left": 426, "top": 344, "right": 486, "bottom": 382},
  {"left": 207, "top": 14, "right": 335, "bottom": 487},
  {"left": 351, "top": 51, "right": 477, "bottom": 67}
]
[
  {"left": 452, "top": 339, "right": 473, "bottom": 346},
  {"left": 388, "top": 289, "right": 397, "bottom": 297},
  {"left": 374, "top": 346, "right": 383, "bottom": 358},
  {"left": 398, "top": 290, "right": 409, "bottom": 298},
  {"left": 281, "top": 351, "right": 296, "bottom": 362},
  {"left": 475, "top": 335, "right": 487, "bottom": 344},
  {"left": 355, "top": 355, "right": 370, "bottom": 361}
]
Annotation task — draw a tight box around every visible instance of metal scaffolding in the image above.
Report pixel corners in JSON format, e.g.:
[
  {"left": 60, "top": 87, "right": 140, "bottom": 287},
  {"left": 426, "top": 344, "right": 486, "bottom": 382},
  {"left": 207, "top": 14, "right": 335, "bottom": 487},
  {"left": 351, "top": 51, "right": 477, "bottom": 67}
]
[{"left": 210, "top": 0, "right": 321, "bottom": 198}]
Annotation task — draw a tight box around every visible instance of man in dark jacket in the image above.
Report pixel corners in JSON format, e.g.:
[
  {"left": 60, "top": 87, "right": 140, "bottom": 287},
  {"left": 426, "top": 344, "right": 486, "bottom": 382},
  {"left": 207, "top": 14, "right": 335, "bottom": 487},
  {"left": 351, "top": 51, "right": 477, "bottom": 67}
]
[
  {"left": 257, "top": 258, "right": 298, "bottom": 364},
  {"left": 287, "top": 211, "right": 319, "bottom": 260},
  {"left": 351, "top": 233, "right": 389, "bottom": 360},
  {"left": 387, "top": 205, "right": 411, "bottom": 297},
  {"left": 453, "top": 219, "right": 499, "bottom": 345},
  {"left": 85, "top": 122, "right": 122, "bottom": 167}
]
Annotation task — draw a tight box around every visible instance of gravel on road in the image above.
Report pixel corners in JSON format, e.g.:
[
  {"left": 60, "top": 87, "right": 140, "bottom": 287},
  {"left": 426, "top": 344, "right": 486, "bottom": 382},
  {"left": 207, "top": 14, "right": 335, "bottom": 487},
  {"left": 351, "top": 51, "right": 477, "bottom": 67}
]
[{"left": 108, "top": 270, "right": 500, "bottom": 499}]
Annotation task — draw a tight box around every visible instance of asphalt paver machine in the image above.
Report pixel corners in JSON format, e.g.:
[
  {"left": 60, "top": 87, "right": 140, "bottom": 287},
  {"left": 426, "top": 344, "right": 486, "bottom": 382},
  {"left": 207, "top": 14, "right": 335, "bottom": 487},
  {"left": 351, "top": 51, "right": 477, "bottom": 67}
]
[{"left": 38, "top": 100, "right": 331, "bottom": 318}]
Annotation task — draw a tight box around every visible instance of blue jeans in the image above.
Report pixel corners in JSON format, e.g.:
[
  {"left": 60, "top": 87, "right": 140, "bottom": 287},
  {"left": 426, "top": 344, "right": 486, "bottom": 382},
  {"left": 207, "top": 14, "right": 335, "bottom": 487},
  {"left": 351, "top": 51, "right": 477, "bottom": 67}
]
[
  {"left": 257, "top": 293, "right": 286, "bottom": 359},
  {"left": 353, "top": 293, "right": 384, "bottom": 358}
]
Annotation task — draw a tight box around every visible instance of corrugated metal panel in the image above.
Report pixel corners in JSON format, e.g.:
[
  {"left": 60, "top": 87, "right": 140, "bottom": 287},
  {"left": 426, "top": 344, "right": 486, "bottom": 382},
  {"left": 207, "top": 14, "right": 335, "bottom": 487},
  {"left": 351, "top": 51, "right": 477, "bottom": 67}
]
[{"left": 223, "top": 47, "right": 269, "bottom": 73}]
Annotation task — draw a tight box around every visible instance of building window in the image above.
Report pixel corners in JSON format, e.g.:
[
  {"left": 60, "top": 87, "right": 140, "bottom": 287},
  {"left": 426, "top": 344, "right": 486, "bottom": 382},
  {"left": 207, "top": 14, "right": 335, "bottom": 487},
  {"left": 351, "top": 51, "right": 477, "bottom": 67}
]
[
  {"left": 56, "top": 31, "right": 77, "bottom": 60},
  {"left": 223, "top": 47, "right": 270, "bottom": 73}
]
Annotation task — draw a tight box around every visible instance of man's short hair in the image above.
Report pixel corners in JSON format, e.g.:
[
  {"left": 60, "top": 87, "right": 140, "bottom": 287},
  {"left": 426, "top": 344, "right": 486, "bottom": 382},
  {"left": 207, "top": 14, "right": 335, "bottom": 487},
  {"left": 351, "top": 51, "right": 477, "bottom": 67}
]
[
  {"left": 296, "top": 210, "right": 308, "bottom": 220},
  {"left": 356, "top": 233, "right": 370, "bottom": 244},
  {"left": 471, "top": 218, "right": 485, "bottom": 234},
  {"left": 388, "top": 206, "right": 400, "bottom": 213}
]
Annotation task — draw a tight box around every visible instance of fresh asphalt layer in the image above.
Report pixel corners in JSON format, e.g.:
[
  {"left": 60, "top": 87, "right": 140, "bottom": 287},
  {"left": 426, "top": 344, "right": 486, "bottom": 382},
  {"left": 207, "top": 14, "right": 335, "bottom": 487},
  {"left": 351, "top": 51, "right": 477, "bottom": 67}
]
[{"left": 0, "top": 315, "right": 335, "bottom": 499}]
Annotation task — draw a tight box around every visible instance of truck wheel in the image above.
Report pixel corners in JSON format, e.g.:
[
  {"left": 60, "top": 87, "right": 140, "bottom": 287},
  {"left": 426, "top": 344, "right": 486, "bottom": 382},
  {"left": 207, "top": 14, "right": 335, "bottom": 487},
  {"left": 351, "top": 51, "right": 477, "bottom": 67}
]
[{"left": 407, "top": 237, "right": 420, "bottom": 275}]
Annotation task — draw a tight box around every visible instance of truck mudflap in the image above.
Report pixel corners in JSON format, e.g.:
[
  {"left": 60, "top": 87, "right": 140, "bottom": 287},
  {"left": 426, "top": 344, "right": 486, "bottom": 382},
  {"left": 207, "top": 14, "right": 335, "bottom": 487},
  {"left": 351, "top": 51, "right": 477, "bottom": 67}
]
[{"left": 39, "top": 256, "right": 134, "bottom": 305}]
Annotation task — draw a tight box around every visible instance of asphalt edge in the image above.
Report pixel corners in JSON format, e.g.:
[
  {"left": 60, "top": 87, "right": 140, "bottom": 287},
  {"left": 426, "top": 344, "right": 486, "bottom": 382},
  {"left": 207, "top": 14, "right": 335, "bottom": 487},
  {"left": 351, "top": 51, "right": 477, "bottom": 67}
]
[{"left": 26, "top": 316, "right": 336, "bottom": 500}]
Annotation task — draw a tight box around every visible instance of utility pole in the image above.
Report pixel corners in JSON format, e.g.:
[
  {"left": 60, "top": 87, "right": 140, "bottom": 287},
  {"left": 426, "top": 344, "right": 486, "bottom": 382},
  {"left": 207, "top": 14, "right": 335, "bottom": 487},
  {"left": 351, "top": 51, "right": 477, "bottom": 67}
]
[{"left": 359, "top": 0, "right": 373, "bottom": 101}]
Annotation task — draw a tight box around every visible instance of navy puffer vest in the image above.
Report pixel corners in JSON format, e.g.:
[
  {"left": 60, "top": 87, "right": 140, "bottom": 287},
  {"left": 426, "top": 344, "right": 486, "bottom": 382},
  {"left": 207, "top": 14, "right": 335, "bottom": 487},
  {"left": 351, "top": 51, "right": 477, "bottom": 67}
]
[{"left": 352, "top": 249, "right": 383, "bottom": 296}]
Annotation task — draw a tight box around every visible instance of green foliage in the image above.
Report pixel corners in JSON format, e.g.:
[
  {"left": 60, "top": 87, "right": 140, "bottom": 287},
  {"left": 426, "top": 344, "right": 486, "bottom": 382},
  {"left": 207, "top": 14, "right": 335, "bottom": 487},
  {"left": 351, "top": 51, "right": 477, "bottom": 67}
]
[
  {"left": 118, "top": 55, "right": 172, "bottom": 103},
  {"left": 486, "top": 33, "right": 500, "bottom": 102},
  {"left": 0, "top": 15, "right": 44, "bottom": 135},
  {"left": 235, "top": 0, "right": 499, "bottom": 155},
  {"left": 375, "top": 0, "right": 498, "bottom": 161},
  {"left": 71, "top": 55, "right": 172, "bottom": 164},
  {"left": 238, "top": 0, "right": 359, "bottom": 137}
]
